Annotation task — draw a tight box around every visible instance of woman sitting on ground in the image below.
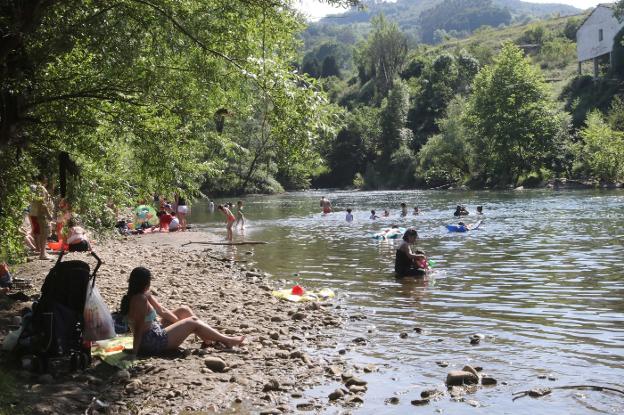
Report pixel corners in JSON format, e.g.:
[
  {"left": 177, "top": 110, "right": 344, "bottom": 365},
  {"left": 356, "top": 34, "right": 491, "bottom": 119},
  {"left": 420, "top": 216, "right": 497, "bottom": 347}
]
[
  {"left": 395, "top": 228, "right": 428, "bottom": 277},
  {"left": 121, "top": 267, "right": 244, "bottom": 356}
]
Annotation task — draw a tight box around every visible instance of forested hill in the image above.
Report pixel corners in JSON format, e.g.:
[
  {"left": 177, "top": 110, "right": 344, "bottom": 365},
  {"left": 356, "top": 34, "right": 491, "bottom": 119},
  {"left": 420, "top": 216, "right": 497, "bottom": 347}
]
[{"left": 303, "top": 0, "right": 580, "bottom": 46}]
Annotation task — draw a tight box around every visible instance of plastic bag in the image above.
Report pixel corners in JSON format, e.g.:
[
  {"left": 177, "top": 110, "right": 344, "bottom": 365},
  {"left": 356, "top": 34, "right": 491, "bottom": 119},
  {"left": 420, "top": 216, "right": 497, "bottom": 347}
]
[
  {"left": 2, "top": 326, "right": 23, "bottom": 351},
  {"left": 83, "top": 284, "right": 115, "bottom": 341}
]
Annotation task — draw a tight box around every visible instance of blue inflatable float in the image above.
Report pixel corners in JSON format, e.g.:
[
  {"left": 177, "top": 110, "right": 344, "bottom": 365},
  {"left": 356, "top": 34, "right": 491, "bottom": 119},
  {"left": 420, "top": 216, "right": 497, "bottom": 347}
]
[{"left": 446, "top": 220, "right": 482, "bottom": 233}]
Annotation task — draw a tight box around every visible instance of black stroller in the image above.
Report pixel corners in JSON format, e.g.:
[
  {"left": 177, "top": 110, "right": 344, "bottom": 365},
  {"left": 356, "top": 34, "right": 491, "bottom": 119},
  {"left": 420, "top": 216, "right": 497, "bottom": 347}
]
[{"left": 21, "top": 251, "right": 102, "bottom": 373}]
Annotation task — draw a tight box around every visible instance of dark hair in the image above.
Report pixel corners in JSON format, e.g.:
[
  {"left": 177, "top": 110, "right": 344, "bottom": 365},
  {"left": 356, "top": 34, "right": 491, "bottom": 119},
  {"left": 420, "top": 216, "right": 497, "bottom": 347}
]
[
  {"left": 477, "top": 206, "right": 483, "bottom": 211},
  {"left": 120, "top": 267, "right": 152, "bottom": 315},
  {"left": 400, "top": 203, "right": 406, "bottom": 208},
  {"left": 217, "top": 204, "right": 224, "bottom": 211},
  {"left": 67, "top": 218, "right": 77, "bottom": 228},
  {"left": 371, "top": 210, "right": 375, "bottom": 214},
  {"left": 347, "top": 208, "right": 352, "bottom": 213},
  {"left": 402, "top": 228, "right": 418, "bottom": 241}
]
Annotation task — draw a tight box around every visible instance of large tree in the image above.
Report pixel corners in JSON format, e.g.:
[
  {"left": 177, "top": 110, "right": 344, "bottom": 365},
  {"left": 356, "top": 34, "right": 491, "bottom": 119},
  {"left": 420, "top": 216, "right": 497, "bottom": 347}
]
[
  {"left": 464, "top": 43, "right": 564, "bottom": 186},
  {"left": 0, "top": 0, "right": 355, "bottom": 261}
]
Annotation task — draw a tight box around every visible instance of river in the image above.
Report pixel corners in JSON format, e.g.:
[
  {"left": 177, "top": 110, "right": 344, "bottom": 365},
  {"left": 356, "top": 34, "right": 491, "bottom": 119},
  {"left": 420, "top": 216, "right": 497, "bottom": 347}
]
[{"left": 189, "top": 189, "right": 624, "bottom": 414}]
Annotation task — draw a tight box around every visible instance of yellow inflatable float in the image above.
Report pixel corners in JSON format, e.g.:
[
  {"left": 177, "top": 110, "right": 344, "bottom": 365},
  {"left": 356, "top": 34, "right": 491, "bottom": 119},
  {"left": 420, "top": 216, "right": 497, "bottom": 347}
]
[{"left": 272, "top": 287, "right": 335, "bottom": 302}]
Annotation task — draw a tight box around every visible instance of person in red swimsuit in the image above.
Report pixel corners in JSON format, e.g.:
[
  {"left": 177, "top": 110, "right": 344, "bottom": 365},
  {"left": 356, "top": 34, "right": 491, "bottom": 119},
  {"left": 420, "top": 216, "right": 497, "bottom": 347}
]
[{"left": 218, "top": 205, "right": 236, "bottom": 241}]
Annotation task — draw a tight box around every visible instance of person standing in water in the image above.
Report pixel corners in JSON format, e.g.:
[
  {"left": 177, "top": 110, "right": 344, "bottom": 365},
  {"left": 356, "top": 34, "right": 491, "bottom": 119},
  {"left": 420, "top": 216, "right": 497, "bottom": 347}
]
[
  {"left": 218, "top": 204, "right": 236, "bottom": 241},
  {"left": 208, "top": 200, "right": 215, "bottom": 212},
  {"left": 400, "top": 203, "right": 408, "bottom": 217},
  {"left": 345, "top": 208, "right": 354, "bottom": 222},
  {"left": 235, "top": 200, "right": 245, "bottom": 229},
  {"left": 413, "top": 206, "right": 420, "bottom": 215},
  {"left": 476, "top": 206, "right": 484, "bottom": 215},
  {"left": 395, "top": 228, "right": 428, "bottom": 277},
  {"left": 320, "top": 196, "right": 332, "bottom": 214}
]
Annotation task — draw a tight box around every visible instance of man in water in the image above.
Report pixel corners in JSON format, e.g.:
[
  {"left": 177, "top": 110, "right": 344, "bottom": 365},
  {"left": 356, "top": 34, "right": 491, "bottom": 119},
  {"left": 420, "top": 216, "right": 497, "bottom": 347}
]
[{"left": 320, "top": 196, "right": 332, "bottom": 214}]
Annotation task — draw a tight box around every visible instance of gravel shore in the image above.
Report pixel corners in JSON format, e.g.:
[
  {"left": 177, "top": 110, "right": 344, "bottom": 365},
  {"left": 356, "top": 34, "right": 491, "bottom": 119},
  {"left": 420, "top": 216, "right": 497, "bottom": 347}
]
[{"left": 0, "top": 231, "right": 358, "bottom": 414}]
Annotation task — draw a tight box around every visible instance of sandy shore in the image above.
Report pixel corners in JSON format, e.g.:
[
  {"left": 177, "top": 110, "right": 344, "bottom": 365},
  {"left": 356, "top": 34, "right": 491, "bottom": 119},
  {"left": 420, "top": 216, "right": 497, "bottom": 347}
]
[{"left": 0, "top": 231, "right": 362, "bottom": 414}]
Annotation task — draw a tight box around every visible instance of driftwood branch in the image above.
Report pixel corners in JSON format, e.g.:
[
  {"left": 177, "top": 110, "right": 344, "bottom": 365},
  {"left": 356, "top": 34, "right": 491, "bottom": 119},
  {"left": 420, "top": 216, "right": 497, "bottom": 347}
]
[
  {"left": 512, "top": 385, "right": 624, "bottom": 401},
  {"left": 182, "top": 241, "right": 267, "bottom": 247}
]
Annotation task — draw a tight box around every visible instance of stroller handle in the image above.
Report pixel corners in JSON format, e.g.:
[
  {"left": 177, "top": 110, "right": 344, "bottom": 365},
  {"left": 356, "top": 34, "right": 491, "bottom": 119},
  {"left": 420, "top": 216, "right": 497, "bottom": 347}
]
[{"left": 55, "top": 250, "right": 103, "bottom": 281}]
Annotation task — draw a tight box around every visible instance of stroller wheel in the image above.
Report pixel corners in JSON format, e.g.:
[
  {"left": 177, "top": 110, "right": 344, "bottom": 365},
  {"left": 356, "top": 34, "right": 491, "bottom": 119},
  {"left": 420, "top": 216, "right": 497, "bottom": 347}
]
[{"left": 70, "top": 353, "right": 78, "bottom": 372}]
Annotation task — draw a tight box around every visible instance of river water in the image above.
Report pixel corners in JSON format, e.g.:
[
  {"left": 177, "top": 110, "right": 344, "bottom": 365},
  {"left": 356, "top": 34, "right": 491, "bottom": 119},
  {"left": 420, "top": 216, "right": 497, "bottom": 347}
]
[{"left": 190, "top": 189, "right": 624, "bottom": 414}]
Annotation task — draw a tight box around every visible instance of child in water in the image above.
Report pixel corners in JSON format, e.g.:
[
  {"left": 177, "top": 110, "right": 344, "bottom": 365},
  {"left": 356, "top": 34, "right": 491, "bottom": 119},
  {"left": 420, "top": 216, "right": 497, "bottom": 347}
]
[
  {"left": 476, "top": 206, "right": 483, "bottom": 215},
  {"left": 383, "top": 209, "right": 390, "bottom": 217},
  {"left": 413, "top": 206, "right": 420, "bottom": 215},
  {"left": 345, "top": 208, "right": 353, "bottom": 222},
  {"left": 218, "top": 204, "right": 236, "bottom": 241},
  {"left": 236, "top": 200, "right": 245, "bottom": 229},
  {"left": 370, "top": 210, "right": 379, "bottom": 220},
  {"left": 400, "top": 203, "right": 408, "bottom": 217}
]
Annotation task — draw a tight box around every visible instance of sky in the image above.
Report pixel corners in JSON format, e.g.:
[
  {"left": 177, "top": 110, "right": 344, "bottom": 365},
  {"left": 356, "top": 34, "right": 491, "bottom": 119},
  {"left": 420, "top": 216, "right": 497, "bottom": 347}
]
[{"left": 295, "top": 0, "right": 607, "bottom": 21}]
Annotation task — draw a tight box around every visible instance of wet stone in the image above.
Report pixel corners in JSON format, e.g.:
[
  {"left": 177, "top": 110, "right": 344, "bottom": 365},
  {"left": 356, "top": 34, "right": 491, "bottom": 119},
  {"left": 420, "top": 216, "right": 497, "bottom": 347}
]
[
  {"left": 328, "top": 389, "right": 344, "bottom": 401},
  {"left": 446, "top": 371, "right": 478, "bottom": 386},
  {"left": 481, "top": 376, "right": 497, "bottom": 386},
  {"left": 385, "top": 396, "right": 400, "bottom": 405},
  {"left": 411, "top": 399, "right": 430, "bottom": 406}
]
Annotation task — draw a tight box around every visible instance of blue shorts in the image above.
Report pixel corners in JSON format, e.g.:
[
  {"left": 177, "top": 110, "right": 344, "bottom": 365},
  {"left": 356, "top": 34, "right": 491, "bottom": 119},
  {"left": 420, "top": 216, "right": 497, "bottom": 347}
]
[{"left": 139, "top": 322, "right": 168, "bottom": 355}]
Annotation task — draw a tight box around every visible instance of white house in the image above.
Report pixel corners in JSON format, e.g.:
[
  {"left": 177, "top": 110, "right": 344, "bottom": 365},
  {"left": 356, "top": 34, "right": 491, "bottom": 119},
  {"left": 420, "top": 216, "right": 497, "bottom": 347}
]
[{"left": 576, "top": 3, "right": 624, "bottom": 77}]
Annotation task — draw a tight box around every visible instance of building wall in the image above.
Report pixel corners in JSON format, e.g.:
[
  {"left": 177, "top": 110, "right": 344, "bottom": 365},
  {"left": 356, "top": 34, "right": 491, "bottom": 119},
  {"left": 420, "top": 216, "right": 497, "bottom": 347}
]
[{"left": 577, "top": 5, "right": 624, "bottom": 62}]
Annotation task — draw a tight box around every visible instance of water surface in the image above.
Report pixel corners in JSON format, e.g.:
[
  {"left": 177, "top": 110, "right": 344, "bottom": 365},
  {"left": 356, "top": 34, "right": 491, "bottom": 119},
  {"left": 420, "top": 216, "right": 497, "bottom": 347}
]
[{"left": 190, "top": 189, "right": 624, "bottom": 414}]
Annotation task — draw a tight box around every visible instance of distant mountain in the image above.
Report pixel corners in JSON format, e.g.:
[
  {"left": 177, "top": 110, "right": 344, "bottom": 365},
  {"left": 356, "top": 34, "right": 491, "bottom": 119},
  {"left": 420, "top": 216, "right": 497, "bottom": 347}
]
[{"left": 304, "top": 0, "right": 581, "bottom": 47}]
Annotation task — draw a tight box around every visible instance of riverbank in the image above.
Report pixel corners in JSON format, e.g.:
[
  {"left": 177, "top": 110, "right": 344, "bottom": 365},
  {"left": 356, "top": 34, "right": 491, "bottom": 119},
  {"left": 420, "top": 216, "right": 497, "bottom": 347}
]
[{"left": 0, "top": 231, "right": 354, "bottom": 414}]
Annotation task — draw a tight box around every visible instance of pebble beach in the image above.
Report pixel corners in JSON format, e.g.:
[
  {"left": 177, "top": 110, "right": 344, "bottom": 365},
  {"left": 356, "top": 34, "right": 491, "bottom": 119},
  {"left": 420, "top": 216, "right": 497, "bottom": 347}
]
[{"left": 0, "top": 231, "right": 362, "bottom": 414}]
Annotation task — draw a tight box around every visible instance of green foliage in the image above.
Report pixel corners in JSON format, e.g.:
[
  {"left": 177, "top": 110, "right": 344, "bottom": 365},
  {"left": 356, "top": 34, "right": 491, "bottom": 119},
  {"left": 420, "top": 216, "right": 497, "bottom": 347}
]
[
  {"left": 380, "top": 80, "right": 411, "bottom": 160},
  {"left": 606, "top": 96, "right": 624, "bottom": 131},
  {"left": 465, "top": 43, "right": 564, "bottom": 186},
  {"left": 563, "top": 16, "right": 583, "bottom": 41},
  {"left": 416, "top": 96, "right": 470, "bottom": 185},
  {"left": 520, "top": 22, "right": 547, "bottom": 45},
  {"left": 574, "top": 111, "right": 624, "bottom": 182},
  {"left": 615, "top": 0, "right": 624, "bottom": 22},
  {"left": 321, "top": 55, "right": 341, "bottom": 78},
  {"left": 319, "top": 106, "right": 380, "bottom": 187},
  {"left": 561, "top": 76, "right": 622, "bottom": 127},
  {"left": 611, "top": 27, "right": 624, "bottom": 80},
  {"left": 538, "top": 38, "right": 576, "bottom": 69},
  {"left": 356, "top": 14, "right": 408, "bottom": 100},
  {"left": 419, "top": 0, "right": 512, "bottom": 44},
  {"left": 0, "top": 0, "right": 347, "bottom": 261},
  {"left": 407, "top": 51, "right": 479, "bottom": 149}
]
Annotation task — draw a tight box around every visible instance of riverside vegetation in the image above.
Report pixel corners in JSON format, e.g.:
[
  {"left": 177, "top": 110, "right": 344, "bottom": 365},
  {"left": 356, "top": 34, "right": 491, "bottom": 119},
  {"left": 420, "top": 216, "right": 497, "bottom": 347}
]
[{"left": 1, "top": 1, "right": 624, "bottom": 263}]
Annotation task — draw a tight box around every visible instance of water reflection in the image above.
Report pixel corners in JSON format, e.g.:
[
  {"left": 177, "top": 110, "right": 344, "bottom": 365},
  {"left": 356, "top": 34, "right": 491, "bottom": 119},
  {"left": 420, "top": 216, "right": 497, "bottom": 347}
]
[{"left": 191, "top": 189, "right": 624, "bottom": 414}]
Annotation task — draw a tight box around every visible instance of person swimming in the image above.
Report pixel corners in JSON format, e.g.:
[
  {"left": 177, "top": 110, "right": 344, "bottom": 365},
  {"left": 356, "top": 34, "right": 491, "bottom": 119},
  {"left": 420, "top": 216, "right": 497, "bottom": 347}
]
[
  {"left": 346, "top": 208, "right": 354, "bottom": 222},
  {"left": 454, "top": 205, "right": 469, "bottom": 216},
  {"left": 370, "top": 210, "right": 379, "bottom": 220}
]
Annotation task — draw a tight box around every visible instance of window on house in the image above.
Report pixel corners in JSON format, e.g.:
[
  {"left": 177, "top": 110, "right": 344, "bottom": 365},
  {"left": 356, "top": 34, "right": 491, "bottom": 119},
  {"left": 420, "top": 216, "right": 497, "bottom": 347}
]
[{"left": 599, "top": 29, "right": 603, "bottom": 41}]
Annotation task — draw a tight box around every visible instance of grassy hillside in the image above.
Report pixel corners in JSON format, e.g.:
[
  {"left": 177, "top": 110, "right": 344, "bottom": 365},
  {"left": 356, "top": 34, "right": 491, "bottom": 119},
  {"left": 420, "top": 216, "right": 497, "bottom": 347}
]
[
  {"left": 420, "top": 12, "right": 588, "bottom": 99},
  {"left": 302, "top": 0, "right": 581, "bottom": 48}
]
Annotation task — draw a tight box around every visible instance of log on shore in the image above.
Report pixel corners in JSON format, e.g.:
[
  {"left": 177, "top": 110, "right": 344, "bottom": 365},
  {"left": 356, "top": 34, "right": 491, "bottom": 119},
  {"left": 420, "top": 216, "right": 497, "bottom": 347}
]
[{"left": 182, "top": 241, "right": 268, "bottom": 246}]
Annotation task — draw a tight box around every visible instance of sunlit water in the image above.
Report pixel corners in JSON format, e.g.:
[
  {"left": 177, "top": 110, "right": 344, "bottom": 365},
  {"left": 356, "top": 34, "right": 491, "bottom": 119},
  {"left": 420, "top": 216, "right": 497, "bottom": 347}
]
[{"left": 190, "top": 190, "right": 624, "bottom": 414}]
